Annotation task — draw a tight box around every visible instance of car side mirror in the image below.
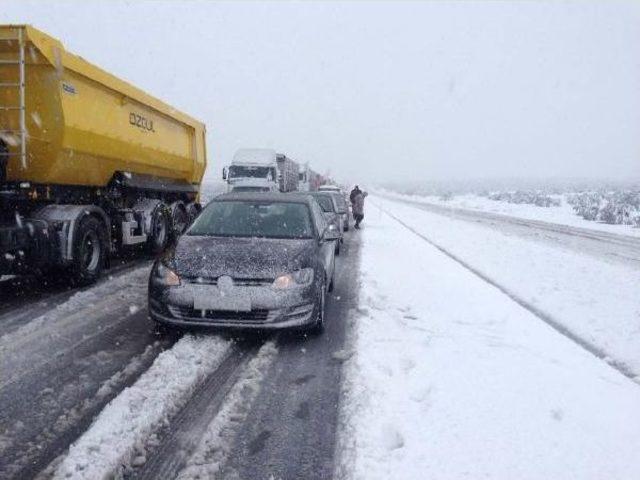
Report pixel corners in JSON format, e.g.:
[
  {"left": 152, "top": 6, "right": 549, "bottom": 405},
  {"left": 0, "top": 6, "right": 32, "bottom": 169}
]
[{"left": 222, "top": 167, "right": 227, "bottom": 180}]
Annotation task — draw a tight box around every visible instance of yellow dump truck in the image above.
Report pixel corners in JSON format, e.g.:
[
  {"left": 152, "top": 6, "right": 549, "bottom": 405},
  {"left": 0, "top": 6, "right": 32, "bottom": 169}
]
[{"left": 0, "top": 25, "right": 207, "bottom": 283}]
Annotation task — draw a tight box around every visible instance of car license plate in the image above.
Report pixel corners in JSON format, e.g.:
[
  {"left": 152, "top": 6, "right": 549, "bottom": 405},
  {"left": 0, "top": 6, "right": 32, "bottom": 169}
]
[{"left": 191, "top": 286, "right": 251, "bottom": 312}]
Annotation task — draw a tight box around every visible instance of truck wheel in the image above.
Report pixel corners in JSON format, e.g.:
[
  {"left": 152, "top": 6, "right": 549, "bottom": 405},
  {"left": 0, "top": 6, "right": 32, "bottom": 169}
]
[
  {"left": 186, "top": 202, "right": 202, "bottom": 225},
  {"left": 171, "top": 202, "right": 189, "bottom": 238},
  {"left": 71, "top": 216, "right": 106, "bottom": 285},
  {"left": 149, "top": 204, "right": 170, "bottom": 254},
  {"left": 0, "top": 140, "right": 8, "bottom": 183}
]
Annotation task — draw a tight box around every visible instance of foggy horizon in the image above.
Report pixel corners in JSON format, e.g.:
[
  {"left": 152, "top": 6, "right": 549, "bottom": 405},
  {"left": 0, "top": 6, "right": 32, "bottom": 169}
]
[{"left": 4, "top": 0, "right": 640, "bottom": 184}]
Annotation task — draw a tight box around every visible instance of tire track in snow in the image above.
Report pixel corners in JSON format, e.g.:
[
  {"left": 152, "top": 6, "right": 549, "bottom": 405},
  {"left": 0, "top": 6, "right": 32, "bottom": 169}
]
[
  {"left": 136, "top": 340, "right": 278, "bottom": 480},
  {"left": 1, "top": 339, "right": 171, "bottom": 480},
  {"left": 376, "top": 203, "right": 639, "bottom": 382},
  {"left": 47, "top": 334, "right": 234, "bottom": 480},
  {"left": 0, "top": 258, "right": 149, "bottom": 322}
]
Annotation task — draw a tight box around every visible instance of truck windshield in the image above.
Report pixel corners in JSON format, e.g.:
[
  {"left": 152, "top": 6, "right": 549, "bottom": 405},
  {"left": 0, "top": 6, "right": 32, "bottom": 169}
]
[
  {"left": 187, "top": 201, "right": 314, "bottom": 239},
  {"left": 228, "top": 165, "right": 275, "bottom": 179}
]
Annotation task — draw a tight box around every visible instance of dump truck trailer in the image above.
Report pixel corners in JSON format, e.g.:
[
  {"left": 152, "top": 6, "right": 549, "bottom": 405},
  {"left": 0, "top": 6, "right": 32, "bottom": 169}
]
[{"left": 0, "top": 25, "right": 207, "bottom": 283}]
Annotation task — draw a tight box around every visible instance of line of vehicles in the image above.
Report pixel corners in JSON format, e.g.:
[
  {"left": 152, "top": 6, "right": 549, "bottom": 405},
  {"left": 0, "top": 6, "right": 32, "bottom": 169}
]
[
  {"left": 222, "top": 147, "right": 331, "bottom": 194},
  {"left": 1, "top": 25, "right": 350, "bottom": 334}
]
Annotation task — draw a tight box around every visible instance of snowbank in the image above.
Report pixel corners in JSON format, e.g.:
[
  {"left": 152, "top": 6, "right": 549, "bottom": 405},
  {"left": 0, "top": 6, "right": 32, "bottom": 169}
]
[
  {"left": 372, "top": 195, "right": 640, "bottom": 377},
  {"left": 336, "top": 202, "right": 640, "bottom": 479}
]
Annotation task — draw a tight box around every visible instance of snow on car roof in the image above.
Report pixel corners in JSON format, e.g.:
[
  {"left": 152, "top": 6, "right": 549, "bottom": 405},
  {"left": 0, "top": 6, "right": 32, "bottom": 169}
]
[{"left": 215, "top": 192, "right": 315, "bottom": 204}]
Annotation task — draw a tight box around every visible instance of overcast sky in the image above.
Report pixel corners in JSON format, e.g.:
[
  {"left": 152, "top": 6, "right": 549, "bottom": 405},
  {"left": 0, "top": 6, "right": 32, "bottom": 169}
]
[{"left": 4, "top": 0, "right": 640, "bottom": 184}]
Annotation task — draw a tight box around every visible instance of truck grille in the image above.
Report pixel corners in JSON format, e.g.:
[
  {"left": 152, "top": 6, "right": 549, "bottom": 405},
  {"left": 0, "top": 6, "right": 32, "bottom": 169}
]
[{"left": 167, "top": 305, "right": 271, "bottom": 324}]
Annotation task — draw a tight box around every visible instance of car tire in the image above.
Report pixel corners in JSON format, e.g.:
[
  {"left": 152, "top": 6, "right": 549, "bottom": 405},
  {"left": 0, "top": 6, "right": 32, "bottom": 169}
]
[
  {"left": 335, "top": 241, "right": 341, "bottom": 256},
  {"left": 70, "top": 216, "right": 106, "bottom": 285},
  {"left": 153, "top": 321, "right": 170, "bottom": 335},
  {"left": 328, "top": 270, "right": 335, "bottom": 292},
  {"left": 309, "top": 279, "right": 326, "bottom": 334}
]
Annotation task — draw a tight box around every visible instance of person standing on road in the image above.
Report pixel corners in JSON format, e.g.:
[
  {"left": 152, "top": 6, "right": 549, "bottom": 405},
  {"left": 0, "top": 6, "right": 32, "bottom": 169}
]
[
  {"left": 352, "top": 190, "right": 368, "bottom": 229},
  {"left": 349, "top": 185, "right": 361, "bottom": 206}
]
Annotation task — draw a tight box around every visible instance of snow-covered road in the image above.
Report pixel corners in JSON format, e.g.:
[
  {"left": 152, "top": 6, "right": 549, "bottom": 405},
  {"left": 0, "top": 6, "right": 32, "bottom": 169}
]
[
  {"left": 337, "top": 199, "right": 640, "bottom": 480},
  {"left": 1, "top": 194, "right": 639, "bottom": 480},
  {"left": 0, "top": 230, "right": 361, "bottom": 480}
]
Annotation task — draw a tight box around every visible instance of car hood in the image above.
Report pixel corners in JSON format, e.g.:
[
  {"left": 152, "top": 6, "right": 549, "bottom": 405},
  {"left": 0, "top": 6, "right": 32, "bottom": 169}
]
[{"left": 171, "top": 235, "right": 315, "bottom": 280}]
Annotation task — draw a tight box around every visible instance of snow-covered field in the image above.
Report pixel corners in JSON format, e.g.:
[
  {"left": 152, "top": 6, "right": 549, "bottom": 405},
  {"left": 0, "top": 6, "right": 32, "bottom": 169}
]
[
  {"left": 378, "top": 189, "right": 640, "bottom": 237},
  {"left": 337, "top": 200, "right": 640, "bottom": 479}
]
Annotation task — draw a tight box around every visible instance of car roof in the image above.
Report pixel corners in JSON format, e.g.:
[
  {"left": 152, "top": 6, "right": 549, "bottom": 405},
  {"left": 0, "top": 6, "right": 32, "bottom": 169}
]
[{"left": 214, "top": 192, "right": 314, "bottom": 205}]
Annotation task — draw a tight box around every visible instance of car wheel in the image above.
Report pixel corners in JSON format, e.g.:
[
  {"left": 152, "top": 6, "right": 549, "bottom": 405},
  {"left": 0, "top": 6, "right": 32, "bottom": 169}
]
[
  {"left": 335, "top": 241, "right": 341, "bottom": 256},
  {"left": 309, "top": 279, "right": 326, "bottom": 334},
  {"left": 70, "top": 216, "right": 106, "bottom": 285},
  {"left": 328, "top": 270, "right": 335, "bottom": 292},
  {"left": 153, "top": 320, "right": 182, "bottom": 338}
]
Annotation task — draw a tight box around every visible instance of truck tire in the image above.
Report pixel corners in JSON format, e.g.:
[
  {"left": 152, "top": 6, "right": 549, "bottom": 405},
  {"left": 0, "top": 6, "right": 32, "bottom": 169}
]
[
  {"left": 149, "top": 204, "right": 170, "bottom": 254},
  {"left": 0, "top": 140, "right": 8, "bottom": 183},
  {"left": 186, "top": 202, "right": 202, "bottom": 225},
  {"left": 70, "top": 216, "right": 106, "bottom": 285},
  {"left": 170, "top": 202, "right": 189, "bottom": 238}
]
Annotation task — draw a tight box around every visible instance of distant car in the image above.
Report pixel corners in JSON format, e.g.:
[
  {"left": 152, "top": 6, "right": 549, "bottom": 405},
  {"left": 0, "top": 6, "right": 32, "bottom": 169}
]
[
  {"left": 148, "top": 192, "right": 341, "bottom": 333},
  {"left": 305, "top": 192, "right": 345, "bottom": 254},
  {"left": 328, "top": 192, "right": 350, "bottom": 231}
]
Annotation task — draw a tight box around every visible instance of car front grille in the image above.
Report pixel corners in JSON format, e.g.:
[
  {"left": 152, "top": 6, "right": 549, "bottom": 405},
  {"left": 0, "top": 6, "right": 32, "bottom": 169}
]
[
  {"left": 183, "top": 277, "right": 273, "bottom": 287},
  {"left": 167, "top": 305, "right": 272, "bottom": 324}
]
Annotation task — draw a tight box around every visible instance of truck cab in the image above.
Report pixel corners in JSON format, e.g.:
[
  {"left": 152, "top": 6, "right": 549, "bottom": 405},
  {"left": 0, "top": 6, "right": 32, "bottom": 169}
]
[
  {"left": 223, "top": 149, "right": 279, "bottom": 193},
  {"left": 224, "top": 149, "right": 299, "bottom": 193}
]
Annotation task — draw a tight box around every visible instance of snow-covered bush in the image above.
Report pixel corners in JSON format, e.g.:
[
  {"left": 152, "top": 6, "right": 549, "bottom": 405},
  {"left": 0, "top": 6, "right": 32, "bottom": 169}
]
[
  {"left": 439, "top": 192, "right": 454, "bottom": 201},
  {"left": 566, "top": 191, "right": 640, "bottom": 225},
  {"left": 485, "top": 190, "right": 561, "bottom": 207}
]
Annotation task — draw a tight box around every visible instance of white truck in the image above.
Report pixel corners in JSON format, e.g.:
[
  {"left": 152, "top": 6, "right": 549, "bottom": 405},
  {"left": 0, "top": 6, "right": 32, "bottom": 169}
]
[
  {"left": 223, "top": 149, "right": 299, "bottom": 193},
  {"left": 298, "top": 164, "right": 324, "bottom": 192}
]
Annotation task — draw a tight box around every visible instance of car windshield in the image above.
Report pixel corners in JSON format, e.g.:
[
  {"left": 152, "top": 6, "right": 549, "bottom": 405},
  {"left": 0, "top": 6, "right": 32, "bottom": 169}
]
[
  {"left": 311, "top": 195, "right": 335, "bottom": 212},
  {"left": 187, "top": 201, "right": 314, "bottom": 239}
]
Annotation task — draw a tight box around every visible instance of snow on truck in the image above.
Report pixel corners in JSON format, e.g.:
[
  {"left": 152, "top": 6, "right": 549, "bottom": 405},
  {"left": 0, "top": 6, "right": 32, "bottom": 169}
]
[
  {"left": 0, "top": 25, "right": 207, "bottom": 284},
  {"left": 223, "top": 148, "right": 299, "bottom": 192}
]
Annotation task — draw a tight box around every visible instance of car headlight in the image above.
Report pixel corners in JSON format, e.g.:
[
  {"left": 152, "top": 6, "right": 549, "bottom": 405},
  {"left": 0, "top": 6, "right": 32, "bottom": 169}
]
[
  {"left": 273, "top": 268, "right": 314, "bottom": 289},
  {"left": 153, "top": 261, "right": 181, "bottom": 286}
]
